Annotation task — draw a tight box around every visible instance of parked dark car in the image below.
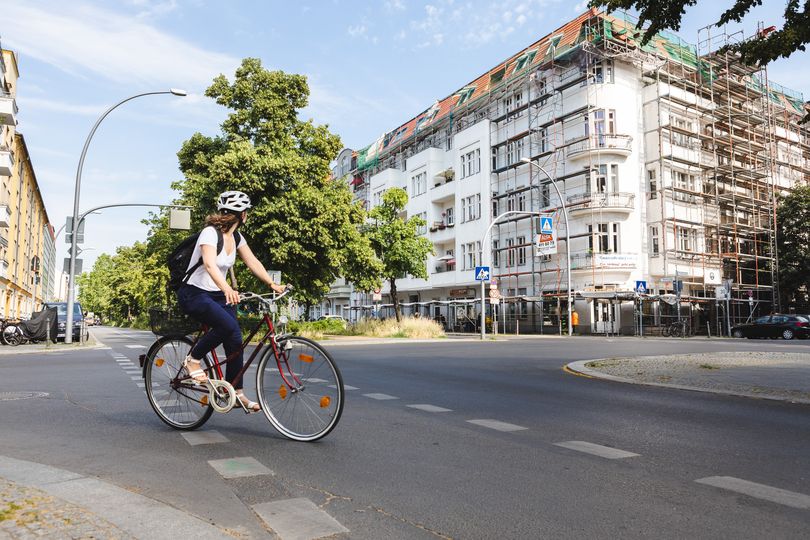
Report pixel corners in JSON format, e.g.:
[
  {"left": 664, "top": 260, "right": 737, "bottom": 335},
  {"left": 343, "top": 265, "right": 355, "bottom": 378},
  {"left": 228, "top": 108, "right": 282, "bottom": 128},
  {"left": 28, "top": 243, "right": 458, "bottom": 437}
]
[
  {"left": 43, "top": 302, "right": 85, "bottom": 341},
  {"left": 731, "top": 314, "right": 810, "bottom": 340}
]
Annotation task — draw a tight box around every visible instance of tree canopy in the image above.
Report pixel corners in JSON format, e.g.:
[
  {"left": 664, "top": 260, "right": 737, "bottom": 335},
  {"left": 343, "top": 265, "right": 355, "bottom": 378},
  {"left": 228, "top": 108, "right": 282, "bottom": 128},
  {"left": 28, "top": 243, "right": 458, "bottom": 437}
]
[
  {"left": 172, "top": 58, "right": 381, "bottom": 306},
  {"left": 366, "top": 188, "right": 433, "bottom": 322},
  {"left": 776, "top": 185, "right": 810, "bottom": 312}
]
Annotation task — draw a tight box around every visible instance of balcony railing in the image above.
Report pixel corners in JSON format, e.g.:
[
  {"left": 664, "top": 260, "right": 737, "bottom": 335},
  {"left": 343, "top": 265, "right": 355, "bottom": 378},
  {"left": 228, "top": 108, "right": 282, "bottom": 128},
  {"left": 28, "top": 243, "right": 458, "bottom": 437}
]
[
  {"left": 570, "top": 252, "right": 638, "bottom": 270},
  {"left": 0, "top": 95, "right": 17, "bottom": 127},
  {"left": 567, "top": 192, "right": 635, "bottom": 213},
  {"left": 566, "top": 134, "right": 633, "bottom": 159}
]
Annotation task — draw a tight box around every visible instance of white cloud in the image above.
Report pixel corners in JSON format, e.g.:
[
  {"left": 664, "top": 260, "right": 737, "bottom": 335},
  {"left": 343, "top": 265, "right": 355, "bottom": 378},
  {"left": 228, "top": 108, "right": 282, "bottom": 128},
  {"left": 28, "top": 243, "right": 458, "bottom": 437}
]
[
  {"left": 573, "top": 1, "right": 588, "bottom": 13},
  {"left": 3, "top": 1, "right": 239, "bottom": 92},
  {"left": 348, "top": 24, "right": 368, "bottom": 38},
  {"left": 385, "top": 0, "right": 406, "bottom": 11}
]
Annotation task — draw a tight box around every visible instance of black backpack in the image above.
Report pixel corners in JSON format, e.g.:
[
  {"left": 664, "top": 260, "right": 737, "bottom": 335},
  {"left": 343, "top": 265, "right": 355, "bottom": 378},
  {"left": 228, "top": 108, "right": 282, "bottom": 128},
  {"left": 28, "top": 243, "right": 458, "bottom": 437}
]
[{"left": 167, "top": 229, "right": 241, "bottom": 291}]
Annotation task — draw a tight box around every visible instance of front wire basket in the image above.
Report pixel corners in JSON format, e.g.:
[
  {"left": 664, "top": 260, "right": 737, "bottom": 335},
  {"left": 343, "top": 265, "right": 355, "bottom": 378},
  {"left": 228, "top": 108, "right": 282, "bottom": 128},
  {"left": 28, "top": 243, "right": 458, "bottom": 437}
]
[{"left": 149, "top": 307, "right": 200, "bottom": 337}]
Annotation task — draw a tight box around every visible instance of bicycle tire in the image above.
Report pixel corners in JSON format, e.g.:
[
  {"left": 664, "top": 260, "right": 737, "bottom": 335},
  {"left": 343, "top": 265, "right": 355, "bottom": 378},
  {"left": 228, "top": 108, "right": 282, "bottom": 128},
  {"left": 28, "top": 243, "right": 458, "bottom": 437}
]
[
  {"left": 256, "top": 336, "right": 344, "bottom": 442},
  {"left": 661, "top": 325, "right": 671, "bottom": 337},
  {"left": 144, "top": 336, "right": 214, "bottom": 430}
]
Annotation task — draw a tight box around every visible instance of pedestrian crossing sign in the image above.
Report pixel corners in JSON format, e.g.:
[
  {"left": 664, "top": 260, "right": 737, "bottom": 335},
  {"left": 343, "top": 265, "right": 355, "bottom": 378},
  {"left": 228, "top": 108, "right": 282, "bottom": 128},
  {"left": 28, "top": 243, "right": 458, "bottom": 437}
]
[
  {"left": 635, "top": 280, "right": 647, "bottom": 294},
  {"left": 474, "top": 266, "right": 490, "bottom": 281},
  {"left": 539, "top": 216, "right": 553, "bottom": 234}
]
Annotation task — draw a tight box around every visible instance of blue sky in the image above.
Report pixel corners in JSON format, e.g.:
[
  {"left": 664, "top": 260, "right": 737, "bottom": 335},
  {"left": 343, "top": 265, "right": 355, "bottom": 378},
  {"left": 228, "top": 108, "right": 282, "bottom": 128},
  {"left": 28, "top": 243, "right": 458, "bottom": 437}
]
[{"left": 3, "top": 0, "right": 808, "bottom": 273}]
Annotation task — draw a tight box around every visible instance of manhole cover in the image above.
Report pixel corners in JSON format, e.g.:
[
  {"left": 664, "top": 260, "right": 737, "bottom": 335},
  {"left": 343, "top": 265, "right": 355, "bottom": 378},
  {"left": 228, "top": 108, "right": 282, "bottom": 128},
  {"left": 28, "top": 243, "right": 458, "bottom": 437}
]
[{"left": 0, "top": 391, "right": 49, "bottom": 401}]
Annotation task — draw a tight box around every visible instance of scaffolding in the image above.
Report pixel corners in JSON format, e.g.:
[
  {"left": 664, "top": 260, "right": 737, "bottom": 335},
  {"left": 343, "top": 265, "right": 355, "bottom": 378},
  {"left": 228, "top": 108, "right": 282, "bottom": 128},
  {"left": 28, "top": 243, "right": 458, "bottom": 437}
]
[{"left": 345, "top": 8, "right": 810, "bottom": 334}]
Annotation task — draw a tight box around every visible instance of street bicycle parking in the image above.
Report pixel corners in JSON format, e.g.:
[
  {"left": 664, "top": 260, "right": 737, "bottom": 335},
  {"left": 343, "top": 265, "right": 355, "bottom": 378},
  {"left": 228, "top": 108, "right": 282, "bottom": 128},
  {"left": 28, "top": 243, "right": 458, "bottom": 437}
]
[
  {"left": 661, "top": 319, "right": 691, "bottom": 338},
  {"left": 140, "top": 288, "right": 344, "bottom": 441}
]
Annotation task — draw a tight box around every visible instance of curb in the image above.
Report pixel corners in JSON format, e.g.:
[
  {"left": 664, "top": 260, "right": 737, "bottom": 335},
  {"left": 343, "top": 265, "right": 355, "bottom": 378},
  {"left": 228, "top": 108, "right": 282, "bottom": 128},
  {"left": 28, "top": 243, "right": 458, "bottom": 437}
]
[
  {"left": 0, "top": 342, "right": 105, "bottom": 356},
  {"left": 564, "top": 360, "right": 810, "bottom": 406},
  {"left": 0, "top": 455, "right": 232, "bottom": 539}
]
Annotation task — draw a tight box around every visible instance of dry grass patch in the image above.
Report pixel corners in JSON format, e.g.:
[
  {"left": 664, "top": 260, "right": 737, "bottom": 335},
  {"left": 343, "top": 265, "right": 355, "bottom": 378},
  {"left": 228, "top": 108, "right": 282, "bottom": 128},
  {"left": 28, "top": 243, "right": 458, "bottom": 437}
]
[{"left": 349, "top": 317, "right": 445, "bottom": 339}]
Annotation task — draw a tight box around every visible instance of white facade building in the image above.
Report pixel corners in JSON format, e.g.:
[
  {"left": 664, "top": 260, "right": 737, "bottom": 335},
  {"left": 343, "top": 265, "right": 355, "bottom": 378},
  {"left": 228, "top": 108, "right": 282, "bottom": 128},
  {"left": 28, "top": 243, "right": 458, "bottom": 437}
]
[{"left": 347, "top": 9, "right": 809, "bottom": 334}]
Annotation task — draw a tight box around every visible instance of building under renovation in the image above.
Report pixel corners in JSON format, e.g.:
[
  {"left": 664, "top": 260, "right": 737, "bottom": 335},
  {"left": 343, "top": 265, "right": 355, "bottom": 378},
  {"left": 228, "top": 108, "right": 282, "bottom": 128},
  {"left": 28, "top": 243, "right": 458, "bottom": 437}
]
[{"left": 337, "top": 8, "right": 809, "bottom": 335}]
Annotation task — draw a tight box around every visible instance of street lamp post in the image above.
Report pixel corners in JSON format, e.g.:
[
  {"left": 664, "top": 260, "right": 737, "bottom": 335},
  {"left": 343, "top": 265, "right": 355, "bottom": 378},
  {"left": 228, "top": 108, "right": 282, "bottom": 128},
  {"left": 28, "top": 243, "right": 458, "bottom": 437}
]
[
  {"left": 520, "top": 157, "right": 573, "bottom": 337},
  {"left": 65, "top": 89, "right": 186, "bottom": 343}
]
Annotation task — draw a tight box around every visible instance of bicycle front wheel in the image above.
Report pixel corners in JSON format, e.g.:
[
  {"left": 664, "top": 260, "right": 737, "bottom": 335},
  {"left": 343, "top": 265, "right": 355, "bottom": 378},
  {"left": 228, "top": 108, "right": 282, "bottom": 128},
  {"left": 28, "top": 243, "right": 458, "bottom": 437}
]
[
  {"left": 257, "top": 336, "right": 344, "bottom": 442},
  {"left": 3, "top": 325, "right": 23, "bottom": 346},
  {"left": 144, "top": 336, "right": 214, "bottom": 430}
]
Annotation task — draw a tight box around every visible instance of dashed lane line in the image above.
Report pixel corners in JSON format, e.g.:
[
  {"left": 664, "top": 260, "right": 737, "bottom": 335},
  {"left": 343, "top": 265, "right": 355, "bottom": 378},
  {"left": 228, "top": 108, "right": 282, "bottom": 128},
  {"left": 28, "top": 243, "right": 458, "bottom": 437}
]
[
  {"left": 466, "top": 419, "right": 528, "bottom": 432},
  {"left": 328, "top": 384, "right": 358, "bottom": 390},
  {"left": 125, "top": 345, "right": 142, "bottom": 349},
  {"left": 553, "top": 441, "right": 639, "bottom": 459},
  {"left": 363, "top": 393, "right": 398, "bottom": 400},
  {"left": 407, "top": 404, "right": 452, "bottom": 413},
  {"left": 180, "top": 430, "right": 230, "bottom": 446},
  {"left": 252, "top": 498, "right": 349, "bottom": 540},
  {"left": 208, "top": 457, "right": 274, "bottom": 479},
  {"left": 696, "top": 476, "right": 810, "bottom": 509}
]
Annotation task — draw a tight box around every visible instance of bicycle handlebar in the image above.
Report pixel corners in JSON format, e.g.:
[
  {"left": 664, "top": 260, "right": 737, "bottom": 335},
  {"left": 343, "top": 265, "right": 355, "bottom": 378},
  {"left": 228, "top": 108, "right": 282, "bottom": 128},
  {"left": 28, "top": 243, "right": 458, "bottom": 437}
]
[{"left": 239, "top": 286, "right": 293, "bottom": 305}]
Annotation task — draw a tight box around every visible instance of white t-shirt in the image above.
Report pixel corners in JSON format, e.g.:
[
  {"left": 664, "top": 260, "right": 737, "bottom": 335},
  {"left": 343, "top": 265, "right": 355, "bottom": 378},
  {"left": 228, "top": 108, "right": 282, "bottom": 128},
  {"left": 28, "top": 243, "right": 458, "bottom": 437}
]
[{"left": 185, "top": 226, "right": 246, "bottom": 292}]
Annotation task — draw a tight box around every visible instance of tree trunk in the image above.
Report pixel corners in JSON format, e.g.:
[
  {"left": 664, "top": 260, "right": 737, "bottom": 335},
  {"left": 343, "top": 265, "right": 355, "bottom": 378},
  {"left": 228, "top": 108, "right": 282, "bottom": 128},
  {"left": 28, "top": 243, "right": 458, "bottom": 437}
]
[{"left": 390, "top": 278, "right": 401, "bottom": 323}]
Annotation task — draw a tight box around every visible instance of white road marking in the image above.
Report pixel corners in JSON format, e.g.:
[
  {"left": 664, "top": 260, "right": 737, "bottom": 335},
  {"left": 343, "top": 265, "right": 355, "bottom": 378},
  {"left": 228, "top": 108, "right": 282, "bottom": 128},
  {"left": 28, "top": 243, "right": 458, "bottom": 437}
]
[
  {"left": 130, "top": 376, "right": 141, "bottom": 381},
  {"left": 180, "top": 430, "right": 230, "bottom": 446},
  {"left": 328, "top": 384, "right": 358, "bottom": 390},
  {"left": 303, "top": 377, "right": 328, "bottom": 383},
  {"left": 363, "top": 393, "right": 398, "bottom": 400},
  {"left": 252, "top": 498, "right": 349, "bottom": 540},
  {"left": 135, "top": 382, "right": 145, "bottom": 388},
  {"left": 696, "top": 476, "right": 810, "bottom": 509},
  {"left": 408, "top": 404, "right": 452, "bottom": 413},
  {"left": 467, "top": 419, "right": 528, "bottom": 432},
  {"left": 207, "top": 457, "right": 273, "bottom": 479},
  {"left": 554, "top": 441, "right": 639, "bottom": 459},
  {"left": 125, "top": 345, "right": 142, "bottom": 349}
]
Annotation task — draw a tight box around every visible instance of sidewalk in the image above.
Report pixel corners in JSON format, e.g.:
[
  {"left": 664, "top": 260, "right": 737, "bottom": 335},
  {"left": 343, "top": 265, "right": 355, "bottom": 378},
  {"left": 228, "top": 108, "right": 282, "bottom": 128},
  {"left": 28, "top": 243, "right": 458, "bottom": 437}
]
[
  {"left": 0, "top": 456, "right": 232, "bottom": 539},
  {"left": 566, "top": 351, "right": 810, "bottom": 405}
]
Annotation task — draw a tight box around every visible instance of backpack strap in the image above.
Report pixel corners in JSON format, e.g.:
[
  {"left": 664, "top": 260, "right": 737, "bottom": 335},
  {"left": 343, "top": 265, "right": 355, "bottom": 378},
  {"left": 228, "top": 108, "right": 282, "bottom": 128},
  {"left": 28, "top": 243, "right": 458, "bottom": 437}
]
[{"left": 182, "top": 228, "right": 235, "bottom": 285}]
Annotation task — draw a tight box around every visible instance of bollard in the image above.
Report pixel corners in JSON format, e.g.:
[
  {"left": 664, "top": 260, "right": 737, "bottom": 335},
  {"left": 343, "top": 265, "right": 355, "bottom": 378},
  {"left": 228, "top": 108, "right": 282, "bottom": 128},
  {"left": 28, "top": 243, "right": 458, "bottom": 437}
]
[{"left": 46, "top": 317, "right": 51, "bottom": 348}]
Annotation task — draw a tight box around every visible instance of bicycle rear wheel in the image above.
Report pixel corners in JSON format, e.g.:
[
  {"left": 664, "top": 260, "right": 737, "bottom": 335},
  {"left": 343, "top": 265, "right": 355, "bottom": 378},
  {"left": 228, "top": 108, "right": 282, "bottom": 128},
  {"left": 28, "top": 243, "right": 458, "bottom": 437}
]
[
  {"left": 257, "top": 336, "right": 344, "bottom": 442},
  {"left": 144, "top": 336, "right": 214, "bottom": 430},
  {"left": 2, "top": 325, "right": 23, "bottom": 346}
]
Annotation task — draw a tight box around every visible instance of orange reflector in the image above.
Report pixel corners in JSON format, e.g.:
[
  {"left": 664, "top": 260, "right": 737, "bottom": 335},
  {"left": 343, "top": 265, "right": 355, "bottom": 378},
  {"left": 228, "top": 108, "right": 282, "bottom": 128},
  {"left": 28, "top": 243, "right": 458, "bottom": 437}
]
[
  {"left": 278, "top": 385, "right": 288, "bottom": 400},
  {"left": 200, "top": 395, "right": 208, "bottom": 407},
  {"left": 155, "top": 358, "right": 164, "bottom": 367},
  {"left": 299, "top": 354, "right": 314, "bottom": 363},
  {"left": 320, "top": 396, "right": 331, "bottom": 408}
]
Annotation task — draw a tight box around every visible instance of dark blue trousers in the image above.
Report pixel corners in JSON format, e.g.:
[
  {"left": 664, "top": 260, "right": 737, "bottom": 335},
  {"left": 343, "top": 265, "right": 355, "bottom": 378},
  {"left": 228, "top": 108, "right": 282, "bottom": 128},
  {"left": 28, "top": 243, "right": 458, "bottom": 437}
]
[{"left": 177, "top": 285, "right": 245, "bottom": 389}]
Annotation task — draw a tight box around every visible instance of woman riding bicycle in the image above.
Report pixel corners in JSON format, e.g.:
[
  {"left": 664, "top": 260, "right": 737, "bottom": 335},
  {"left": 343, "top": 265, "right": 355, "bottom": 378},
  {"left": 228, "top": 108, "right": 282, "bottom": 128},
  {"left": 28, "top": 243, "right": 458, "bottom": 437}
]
[{"left": 177, "top": 190, "right": 285, "bottom": 412}]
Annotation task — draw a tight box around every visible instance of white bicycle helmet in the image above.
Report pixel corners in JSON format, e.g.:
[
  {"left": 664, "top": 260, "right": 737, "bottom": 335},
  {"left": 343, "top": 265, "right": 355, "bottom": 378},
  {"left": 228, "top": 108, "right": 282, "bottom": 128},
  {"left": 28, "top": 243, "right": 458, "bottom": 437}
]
[{"left": 217, "top": 190, "right": 252, "bottom": 213}]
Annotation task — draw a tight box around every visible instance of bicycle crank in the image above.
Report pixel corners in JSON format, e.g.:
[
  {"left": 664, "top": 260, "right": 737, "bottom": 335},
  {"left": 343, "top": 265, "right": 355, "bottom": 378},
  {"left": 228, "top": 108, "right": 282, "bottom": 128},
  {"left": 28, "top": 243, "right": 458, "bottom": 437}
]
[{"left": 208, "top": 379, "right": 236, "bottom": 413}]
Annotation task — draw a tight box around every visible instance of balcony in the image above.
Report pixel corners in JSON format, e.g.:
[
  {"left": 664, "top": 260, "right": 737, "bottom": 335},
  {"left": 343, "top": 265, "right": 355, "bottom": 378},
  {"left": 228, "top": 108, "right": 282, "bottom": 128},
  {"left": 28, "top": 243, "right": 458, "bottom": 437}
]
[
  {"left": 429, "top": 221, "right": 456, "bottom": 242},
  {"left": 566, "top": 135, "right": 633, "bottom": 161},
  {"left": 0, "top": 147, "right": 12, "bottom": 177},
  {"left": 567, "top": 192, "right": 635, "bottom": 215},
  {"left": 0, "top": 204, "right": 9, "bottom": 228},
  {"left": 570, "top": 252, "right": 638, "bottom": 271},
  {"left": 0, "top": 259, "right": 7, "bottom": 280},
  {"left": 0, "top": 95, "right": 17, "bottom": 126}
]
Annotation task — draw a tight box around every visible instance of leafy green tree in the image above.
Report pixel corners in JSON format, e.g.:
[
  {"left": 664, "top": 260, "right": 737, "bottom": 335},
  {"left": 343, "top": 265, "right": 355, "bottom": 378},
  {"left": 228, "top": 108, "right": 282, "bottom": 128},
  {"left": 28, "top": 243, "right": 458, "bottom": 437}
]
[
  {"left": 776, "top": 185, "right": 810, "bottom": 311},
  {"left": 173, "top": 58, "right": 381, "bottom": 309},
  {"left": 366, "top": 188, "right": 433, "bottom": 322}
]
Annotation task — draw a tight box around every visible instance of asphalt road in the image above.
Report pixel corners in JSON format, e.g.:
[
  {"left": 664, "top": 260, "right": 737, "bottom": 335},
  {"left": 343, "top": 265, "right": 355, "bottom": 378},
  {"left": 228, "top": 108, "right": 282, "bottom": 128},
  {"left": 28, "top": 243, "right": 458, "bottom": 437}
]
[{"left": 1, "top": 328, "right": 808, "bottom": 539}]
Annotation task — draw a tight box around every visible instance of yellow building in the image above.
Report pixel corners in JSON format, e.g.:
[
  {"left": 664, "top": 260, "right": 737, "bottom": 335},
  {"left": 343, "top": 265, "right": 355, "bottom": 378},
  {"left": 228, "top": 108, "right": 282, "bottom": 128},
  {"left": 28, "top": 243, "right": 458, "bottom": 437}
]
[{"left": 1, "top": 47, "right": 54, "bottom": 318}]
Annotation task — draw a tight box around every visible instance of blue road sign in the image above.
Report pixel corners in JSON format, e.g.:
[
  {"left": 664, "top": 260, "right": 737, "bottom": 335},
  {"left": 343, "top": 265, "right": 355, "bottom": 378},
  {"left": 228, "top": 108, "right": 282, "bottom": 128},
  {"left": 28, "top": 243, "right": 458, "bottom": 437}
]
[
  {"left": 635, "top": 280, "right": 647, "bottom": 294},
  {"left": 540, "top": 216, "right": 553, "bottom": 234},
  {"left": 474, "top": 266, "right": 490, "bottom": 281}
]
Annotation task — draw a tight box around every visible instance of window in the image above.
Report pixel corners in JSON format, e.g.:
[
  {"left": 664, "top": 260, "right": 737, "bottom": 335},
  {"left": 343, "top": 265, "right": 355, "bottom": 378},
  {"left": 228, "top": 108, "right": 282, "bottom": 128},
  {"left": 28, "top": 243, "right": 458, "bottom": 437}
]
[
  {"left": 445, "top": 206, "right": 454, "bottom": 226},
  {"left": 411, "top": 172, "right": 427, "bottom": 196},
  {"left": 461, "top": 148, "right": 481, "bottom": 178},
  {"left": 590, "top": 60, "right": 614, "bottom": 83},
  {"left": 506, "top": 194, "right": 516, "bottom": 212},
  {"left": 541, "top": 184, "right": 550, "bottom": 208},
  {"left": 588, "top": 223, "right": 620, "bottom": 253},
  {"left": 373, "top": 190, "right": 384, "bottom": 207},
  {"left": 504, "top": 91, "right": 524, "bottom": 119},
  {"left": 589, "top": 109, "right": 616, "bottom": 139},
  {"left": 445, "top": 129, "right": 453, "bottom": 150},
  {"left": 589, "top": 164, "right": 619, "bottom": 193},
  {"left": 518, "top": 192, "right": 527, "bottom": 212},
  {"left": 535, "top": 128, "right": 548, "bottom": 154},
  {"left": 492, "top": 198, "right": 499, "bottom": 218},
  {"left": 514, "top": 50, "right": 536, "bottom": 71},
  {"left": 517, "top": 236, "right": 526, "bottom": 266},
  {"left": 415, "top": 212, "right": 427, "bottom": 235},
  {"left": 678, "top": 227, "right": 695, "bottom": 252},
  {"left": 506, "top": 238, "right": 515, "bottom": 267},
  {"left": 462, "top": 194, "right": 481, "bottom": 222},
  {"left": 462, "top": 241, "right": 481, "bottom": 269},
  {"left": 648, "top": 170, "right": 658, "bottom": 200},
  {"left": 506, "top": 138, "right": 524, "bottom": 165},
  {"left": 492, "top": 239, "right": 500, "bottom": 268},
  {"left": 650, "top": 225, "right": 660, "bottom": 256}
]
